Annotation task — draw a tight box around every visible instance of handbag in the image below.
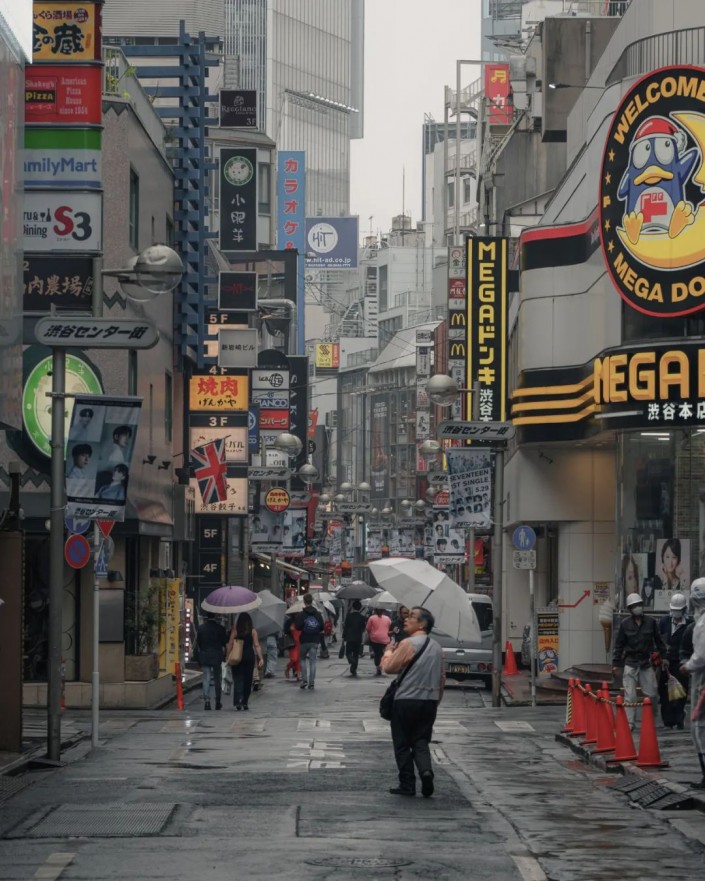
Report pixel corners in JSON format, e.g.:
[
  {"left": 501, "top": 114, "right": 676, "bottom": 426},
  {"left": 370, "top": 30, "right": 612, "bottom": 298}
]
[
  {"left": 379, "top": 637, "right": 430, "bottom": 721},
  {"left": 338, "top": 640, "right": 346, "bottom": 659},
  {"left": 667, "top": 673, "right": 687, "bottom": 702},
  {"left": 227, "top": 638, "right": 244, "bottom": 666}
]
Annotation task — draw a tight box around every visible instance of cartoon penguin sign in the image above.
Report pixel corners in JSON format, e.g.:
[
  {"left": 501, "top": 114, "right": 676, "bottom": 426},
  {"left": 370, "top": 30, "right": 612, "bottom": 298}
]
[{"left": 600, "top": 65, "right": 705, "bottom": 317}]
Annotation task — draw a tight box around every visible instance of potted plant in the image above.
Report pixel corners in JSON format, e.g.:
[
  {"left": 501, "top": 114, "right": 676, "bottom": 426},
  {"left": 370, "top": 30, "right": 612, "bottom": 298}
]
[{"left": 124, "top": 581, "right": 162, "bottom": 681}]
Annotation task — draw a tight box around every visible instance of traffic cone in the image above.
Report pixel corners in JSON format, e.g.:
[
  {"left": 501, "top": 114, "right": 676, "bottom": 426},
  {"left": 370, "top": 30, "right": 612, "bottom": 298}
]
[
  {"left": 503, "top": 640, "right": 519, "bottom": 676},
  {"left": 636, "top": 697, "right": 669, "bottom": 768},
  {"left": 581, "top": 684, "right": 598, "bottom": 746},
  {"left": 593, "top": 690, "right": 616, "bottom": 754},
  {"left": 570, "top": 679, "right": 587, "bottom": 737},
  {"left": 562, "top": 678, "right": 575, "bottom": 733},
  {"left": 609, "top": 695, "right": 637, "bottom": 762}
]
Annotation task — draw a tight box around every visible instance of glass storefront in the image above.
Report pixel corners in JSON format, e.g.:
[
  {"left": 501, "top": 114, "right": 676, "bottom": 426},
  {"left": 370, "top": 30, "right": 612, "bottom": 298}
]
[{"left": 617, "top": 428, "right": 705, "bottom": 611}]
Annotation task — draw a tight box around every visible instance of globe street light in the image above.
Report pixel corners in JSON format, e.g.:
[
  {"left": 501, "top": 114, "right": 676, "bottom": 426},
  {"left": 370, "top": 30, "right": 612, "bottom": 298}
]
[
  {"left": 414, "top": 499, "right": 426, "bottom": 511},
  {"left": 357, "top": 481, "right": 371, "bottom": 494},
  {"left": 318, "top": 492, "right": 331, "bottom": 505},
  {"left": 103, "top": 244, "right": 184, "bottom": 302},
  {"left": 420, "top": 439, "right": 441, "bottom": 458},
  {"left": 426, "top": 374, "right": 459, "bottom": 407},
  {"left": 273, "top": 432, "right": 303, "bottom": 459},
  {"left": 298, "top": 463, "right": 319, "bottom": 484},
  {"left": 339, "top": 481, "right": 354, "bottom": 495}
]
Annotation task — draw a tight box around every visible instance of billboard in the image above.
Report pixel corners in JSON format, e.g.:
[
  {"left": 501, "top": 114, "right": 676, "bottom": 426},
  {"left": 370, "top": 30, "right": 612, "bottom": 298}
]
[
  {"left": 370, "top": 393, "right": 389, "bottom": 498},
  {"left": 219, "top": 89, "right": 257, "bottom": 128},
  {"left": 277, "top": 151, "right": 305, "bottom": 254},
  {"left": 23, "top": 254, "right": 94, "bottom": 310},
  {"left": 32, "top": 3, "right": 101, "bottom": 62},
  {"left": 484, "top": 63, "right": 512, "bottom": 124},
  {"left": 25, "top": 64, "right": 103, "bottom": 125},
  {"left": 23, "top": 127, "right": 101, "bottom": 189},
  {"left": 219, "top": 147, "right": 257, "bottom": 252},
  {"left": 22, "top": 190, "right": 102, "bottom": 252},
  {"left": 189, "top": 372, "right": 249, "bottom": 412},
  {"left": 305, "top": 217, "right": 358, "bottom": 269},
  {"left": 218, "top": 271, "right": 257, "bottom": 311},
  {"left": 314, "top": 342, "right": 339, "bottom": 373}
]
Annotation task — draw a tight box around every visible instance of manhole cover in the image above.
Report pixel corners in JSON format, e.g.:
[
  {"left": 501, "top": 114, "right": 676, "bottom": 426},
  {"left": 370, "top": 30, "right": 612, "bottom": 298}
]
[
  {"left": 24, "top": 804, "right": 176, "bottom": 838},
  {"left": 306, "top": 857, "right": 412, "bottom": 869}
]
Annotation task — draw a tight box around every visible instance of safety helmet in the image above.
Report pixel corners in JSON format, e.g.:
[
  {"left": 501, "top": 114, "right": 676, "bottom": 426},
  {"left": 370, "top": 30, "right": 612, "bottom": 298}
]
[
  {"left": 689, "top": 578, "right": 705, "bottom": 616},
  {"left": 669, "top": 592, "right": 687, "bottom": 611},
  {"left": 626, "top": 592, "right": 643, "bottom": 609}
]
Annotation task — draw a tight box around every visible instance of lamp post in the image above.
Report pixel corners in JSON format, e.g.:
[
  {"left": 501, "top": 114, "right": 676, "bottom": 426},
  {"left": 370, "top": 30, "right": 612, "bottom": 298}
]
[{"left": 47, "top": 245, "right": 184, "bottom": 761}]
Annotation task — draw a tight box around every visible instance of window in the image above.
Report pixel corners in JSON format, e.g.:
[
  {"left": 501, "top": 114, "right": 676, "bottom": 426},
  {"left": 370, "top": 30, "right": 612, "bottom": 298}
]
[
  {"left": 447, "top": 180, "right": 455, "bottom": 209},
  {"left": 129, "top": 168, "right": 139, "bottom": 250},
  {"left": 165, "top": 372, "right": 173, "bottom": 443},
  {"left": 379, "top": 265, "right": 388, "bottom": 312},
  {"left": 463, "top": 176, "right": 472, "bottom": 204},
  {"left": 258, "top": 162, "right": 271, "bottom": 214}
]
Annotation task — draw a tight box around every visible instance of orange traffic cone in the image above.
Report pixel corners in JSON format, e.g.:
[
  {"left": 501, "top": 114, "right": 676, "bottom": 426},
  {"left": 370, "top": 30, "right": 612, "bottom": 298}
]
[
  {"left": 609, "top": 695, "right": 637, "bottom": 762},
  {"left": 570, "top": 680, "right": 587, "bottom": 737},
  {"left": 593, "top": 690, "right": 616, "bottom": 754},
  {"left": 636, "top": 697, "right": 669, "bottom": 768},
  {"left": 562, "top": 678, "right": 575, "bottom": 733},
  {"left": 503, "top": 640, "right": 519, "bottom": 676},
  {"left": 581, "top": 684, "right": 598, "bottom": 746}
]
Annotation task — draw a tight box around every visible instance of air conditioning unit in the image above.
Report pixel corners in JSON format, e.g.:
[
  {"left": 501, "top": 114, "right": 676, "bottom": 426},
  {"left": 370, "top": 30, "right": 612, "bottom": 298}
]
[{"left": 325, "top": 411, "right": 338, "bottom": 428}]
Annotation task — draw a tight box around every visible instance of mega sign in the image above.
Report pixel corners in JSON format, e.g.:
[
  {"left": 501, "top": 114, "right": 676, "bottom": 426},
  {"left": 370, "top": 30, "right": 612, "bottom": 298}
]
[{"left": 600, "top": 66, "right": 705, "bottom": 317}]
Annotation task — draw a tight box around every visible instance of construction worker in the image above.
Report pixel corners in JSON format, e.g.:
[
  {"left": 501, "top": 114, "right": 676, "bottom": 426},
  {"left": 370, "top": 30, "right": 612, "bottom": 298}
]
[
  {"left": 612, "top": 591, "right": 668, "bottom": 730},
  {"left": 658, "top": 592, "right": 692, "bottom": 729},
  {"left": 680, "top": 579, "right": 705, "bottom": 789}
]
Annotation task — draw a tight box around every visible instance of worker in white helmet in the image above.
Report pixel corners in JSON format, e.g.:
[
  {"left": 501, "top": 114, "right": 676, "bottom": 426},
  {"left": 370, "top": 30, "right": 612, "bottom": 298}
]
[
  {"left": 657, "top": 592, "right": 692, "bottom": 729},
  {"left": 612, "top": 591, "right": 668, "bottom": 730},
  {"left": 681, "top": 579, "right": 705, "bottom": 788}
]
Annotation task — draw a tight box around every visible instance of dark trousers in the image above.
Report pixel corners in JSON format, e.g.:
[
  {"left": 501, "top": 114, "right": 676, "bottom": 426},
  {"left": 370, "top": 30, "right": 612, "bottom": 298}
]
[
  {"left": 371, "top": 641, "right": 386, "bottom": 669},
  {"left": 658, "top": 666, "right": 689, "bottom": 727},
  {"left": 232, "top": 656, "right": 256, "bottom": 707},
  {"left": 390, "top": 699, "right": 437, "bottom": 791},
  {"left": 346, "top": 640, "right": 362, "bottom": 673}
]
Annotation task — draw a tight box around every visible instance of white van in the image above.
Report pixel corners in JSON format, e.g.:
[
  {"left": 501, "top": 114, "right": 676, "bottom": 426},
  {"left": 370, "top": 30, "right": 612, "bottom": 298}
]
[{"left": 432, "top": 593, "right": 494, "bottom": 689}]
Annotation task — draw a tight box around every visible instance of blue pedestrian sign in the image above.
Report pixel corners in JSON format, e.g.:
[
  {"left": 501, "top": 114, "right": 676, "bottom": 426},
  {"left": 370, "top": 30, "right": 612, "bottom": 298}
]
[
  {"left": 65, "top": 515, "right": 90, "bottom": 535},
  {"left": 512, "top": 525, "right": 536, "bottom": 551},
  {"left": 94, "top": 541, "right": 109, "bottom": 579}
]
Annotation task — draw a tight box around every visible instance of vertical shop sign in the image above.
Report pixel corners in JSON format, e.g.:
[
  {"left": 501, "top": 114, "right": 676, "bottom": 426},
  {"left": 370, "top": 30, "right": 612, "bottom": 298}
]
[
  {"left": 448, "top": 245, "right": 467, "bottom": 421},
  {"left": 535, "top": 608, "right": 559, "bottom": 677},
  {"left": 416, "top": 329, "right": 432, "bottom": 447},
  {"left": 370, "top": 394, "right": 389, "bottom": 498},
  {"left": 220, "top": 147, "right": 257, "bottom": 252},
  {"left": 484, "top": 63, "right": 512, "bottom": 125},
  {"left": 277, "top": 151, "right": 305, "bottom": 254},
  {"left": 467, "top": 237, "right": 508, "bottom": 422},
  {"left": 218, "top": 271, "right": 258, "bottom": 311}
]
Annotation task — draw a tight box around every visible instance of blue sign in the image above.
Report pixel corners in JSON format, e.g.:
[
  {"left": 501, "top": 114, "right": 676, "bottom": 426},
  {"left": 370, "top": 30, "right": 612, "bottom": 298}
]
[
  {"left": 95, "top": 541, "right": 109, "bottom": 579},
  {"left": 512, "top": 525, "right": 536, "bottom": 551},
  {"left": 277, "top": 151, "right": 306, "bottom": 254},
  {"left": 305, "top": 216, "right": 359, "bottom": 269},
  {"left": 65, "top": 515, "right": 90, "bottom": 535},
  {"left": 248, "top": 406, "right": 260, "bottom": 453}
]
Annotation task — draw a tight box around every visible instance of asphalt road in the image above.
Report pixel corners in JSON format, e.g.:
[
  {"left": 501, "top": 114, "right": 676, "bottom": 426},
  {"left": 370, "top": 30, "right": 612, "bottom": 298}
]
[{"left": 1, "top": 653, "right": 705, "bottom": 881}]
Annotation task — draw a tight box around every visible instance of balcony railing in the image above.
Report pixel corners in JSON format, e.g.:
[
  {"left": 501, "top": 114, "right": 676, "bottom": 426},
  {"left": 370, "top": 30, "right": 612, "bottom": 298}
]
[{"left": 560, "top": 0, "right": 631, "bottom": 15}]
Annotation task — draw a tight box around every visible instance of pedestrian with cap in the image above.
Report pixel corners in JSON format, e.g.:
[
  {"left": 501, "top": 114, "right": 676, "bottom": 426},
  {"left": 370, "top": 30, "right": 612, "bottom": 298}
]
[
  {"left": 612, "top": 591, "right": 668, "bottom": 730},
  {"left": 658, "top": 592, "right": 692, "bottom": 729},
  {"left": 680, "top": 579, "right": 705, "bottom": 788}
]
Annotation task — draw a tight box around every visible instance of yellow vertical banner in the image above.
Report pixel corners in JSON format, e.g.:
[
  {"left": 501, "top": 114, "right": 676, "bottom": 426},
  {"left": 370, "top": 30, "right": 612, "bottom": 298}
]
[{"left": 165, "top": 578, "right": 182, "bottom": 675}]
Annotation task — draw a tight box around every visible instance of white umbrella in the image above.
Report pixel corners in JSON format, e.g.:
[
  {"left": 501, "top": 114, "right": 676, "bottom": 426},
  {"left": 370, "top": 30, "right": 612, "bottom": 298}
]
[
  {"left": 286, "top": 598, "right": 329, "bottom": 616},
  {"left": 249, "top": 589, "right": 287, "bottom": 638},
  {"left": 369, "top": 558, "right": 481, "bottom": 644},
  {"left": 364, "top": 590, "right": 400, "bottom": 610}
]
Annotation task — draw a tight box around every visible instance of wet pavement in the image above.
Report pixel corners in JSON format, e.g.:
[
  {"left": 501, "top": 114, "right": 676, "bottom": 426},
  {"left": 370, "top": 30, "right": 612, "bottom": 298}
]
[{"left": 1, "top": 654, "right": 705, "bottom": 881}]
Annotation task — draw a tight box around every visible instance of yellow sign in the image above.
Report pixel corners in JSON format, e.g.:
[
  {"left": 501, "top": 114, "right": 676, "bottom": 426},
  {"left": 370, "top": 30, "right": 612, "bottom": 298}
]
[
  {"left": 265, "top": 487, "right": 290, "bottom": 513},
  {"left": 315, "top": 343, "right": 339, "bottom": 369},
  {"left": 165, "top": 578, "right": 182, "bottom": 675},
  {"left": 33, "top": 3, "right": 100, "bottom": 62},
  {"left": 189, "top": 374, "right": 249, "bottom": 412}
]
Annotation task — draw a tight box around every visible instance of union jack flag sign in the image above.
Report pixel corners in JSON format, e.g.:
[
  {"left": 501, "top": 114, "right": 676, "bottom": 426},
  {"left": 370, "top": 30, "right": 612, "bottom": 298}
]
[{"left": 190, "top": 438, "right": 228, "bottom": 505}]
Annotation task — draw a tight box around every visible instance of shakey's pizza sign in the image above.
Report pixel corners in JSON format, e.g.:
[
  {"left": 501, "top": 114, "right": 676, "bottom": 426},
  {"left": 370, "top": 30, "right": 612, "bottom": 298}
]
[{"left": 600, "top": 66, "right": 705, "bottom": 317}]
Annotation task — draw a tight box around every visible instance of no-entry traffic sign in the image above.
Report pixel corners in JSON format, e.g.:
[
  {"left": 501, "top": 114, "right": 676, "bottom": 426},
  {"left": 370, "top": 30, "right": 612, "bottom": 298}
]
[{"left": 65, "top": 534, "right": 91, "bottom": 569}]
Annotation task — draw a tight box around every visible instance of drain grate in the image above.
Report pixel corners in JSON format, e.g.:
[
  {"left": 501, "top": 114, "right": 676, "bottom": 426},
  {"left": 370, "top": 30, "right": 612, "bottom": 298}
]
[
  {"left": 631, "top": 782, "right": 673, "bottom": 807},
  {"left": 609, "top": 776, "right": 693, "bottom": 811},
  {"left": 609, "top": 775, "right": 649, "bottom": 793},
  {"left": 25, "top": 804, "right": 176, "bottom": 838},
  {"left": 306, "top": 857, "right": 412, "bottom": 869}
]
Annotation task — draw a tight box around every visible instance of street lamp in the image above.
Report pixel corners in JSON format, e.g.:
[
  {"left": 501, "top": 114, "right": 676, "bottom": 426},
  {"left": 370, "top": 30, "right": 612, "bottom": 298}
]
[
  {"left": 427, "top": 374, "right": 459, "bottom": 407},
  {"left": 273, "top": 432, "right": 303, "bottom": 459},
  {"left": 357, "top": 481, "right": 371, "bottom": 494},
  {"left": 339, "top": 481, "right": 354, "bottom": 495},
  {"left": 297, "top": 463, "right": 319, "bottom": 484},
  {"left": 103, "top": 244, "right": 184, "bottom": 301}
]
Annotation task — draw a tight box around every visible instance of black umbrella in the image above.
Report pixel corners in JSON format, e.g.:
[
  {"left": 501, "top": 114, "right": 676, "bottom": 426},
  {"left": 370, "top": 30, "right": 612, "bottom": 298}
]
[{"left": 336, "top": 581, "right": 378, "bottom": 600}]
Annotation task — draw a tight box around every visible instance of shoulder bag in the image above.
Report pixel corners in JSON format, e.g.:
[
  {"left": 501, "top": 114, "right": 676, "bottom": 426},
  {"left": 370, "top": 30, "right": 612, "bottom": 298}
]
[
  {"left": 227, "top": 637, "right": 244, "bottom": 666},
  {"left": 379, "top": 637, "right": 430, "bottom": 721}
]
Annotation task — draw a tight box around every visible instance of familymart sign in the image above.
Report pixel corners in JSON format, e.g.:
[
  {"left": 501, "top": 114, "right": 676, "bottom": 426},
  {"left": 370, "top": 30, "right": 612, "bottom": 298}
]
[{"left": 23, "top": 128, "right": 102, "bottom": 190}]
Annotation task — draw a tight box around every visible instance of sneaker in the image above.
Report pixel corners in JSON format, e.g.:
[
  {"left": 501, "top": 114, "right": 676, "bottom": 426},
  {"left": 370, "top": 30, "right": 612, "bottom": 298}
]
[
  {"left": 421, "top": 772, "right": 434, "bottom": 798},
  {"left": 308, "top": 683, "right": 315, "bottom": 690},
  {"left": 235, "top": 704, "right": 242, "bottom": 711},
  {"left": 215, "top": 702, "right": 222, "bottom": 710},
  {"left": 264, "top": 672, "right": 274, "bottom": 679},
  {"left": 300, "top": 681, "right": 308, "bottom": 689},
  {"left": 204, "top": 700, "right": 211, "bottom": 710},
  {"left": 242, "top": 704, "right": 249, "bottom": 711}
]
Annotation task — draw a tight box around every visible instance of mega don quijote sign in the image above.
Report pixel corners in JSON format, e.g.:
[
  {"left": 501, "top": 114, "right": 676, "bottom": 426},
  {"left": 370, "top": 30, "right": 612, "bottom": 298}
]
[{"left": 600, "top": 66, "right": 705, "bottom": 317}]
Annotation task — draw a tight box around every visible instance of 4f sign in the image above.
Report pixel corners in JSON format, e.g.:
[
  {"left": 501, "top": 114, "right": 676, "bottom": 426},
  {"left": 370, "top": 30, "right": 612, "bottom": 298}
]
[{"left": 23, "top": 191, "right": 102, "bottom": 252}]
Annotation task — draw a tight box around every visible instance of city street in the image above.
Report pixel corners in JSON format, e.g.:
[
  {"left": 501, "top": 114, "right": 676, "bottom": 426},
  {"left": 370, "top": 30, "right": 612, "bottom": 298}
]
[{"left": 2, "top": 655, "right": 705, "bottom": 881}]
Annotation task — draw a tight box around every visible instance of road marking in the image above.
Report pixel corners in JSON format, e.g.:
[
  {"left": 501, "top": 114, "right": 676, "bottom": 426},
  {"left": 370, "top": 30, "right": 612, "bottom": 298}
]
[
  {"left": 297, "top": 719, "right": 331, "bottom": 730},
  {"left": 287, "top": 739, "right": 347, "bottom": 770},
  {"left": 432, "top": 746, "right": 450, "bottom": 765},
  {"left": 33, "top": 853, "right": 75, "bottom": 881},
  {"left": 495, "top": 721, "right": 535, "bottom": 732},
  {"left": 511, "top": 855, "right": 547, "bottom": 881}
]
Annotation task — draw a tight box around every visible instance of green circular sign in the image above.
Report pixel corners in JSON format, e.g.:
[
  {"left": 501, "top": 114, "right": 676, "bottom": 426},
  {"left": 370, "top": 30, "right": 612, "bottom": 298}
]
[{"left": 23, "top": 354, "right": 103, "bottom": 458}]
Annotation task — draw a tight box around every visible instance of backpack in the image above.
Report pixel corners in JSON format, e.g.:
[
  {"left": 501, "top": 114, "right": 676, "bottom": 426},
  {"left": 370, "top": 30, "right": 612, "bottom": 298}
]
[
  {"left": 324, "top": 618, "right": 333, "bottom": 636},
  {"left": 302, "top": 612, "right": 322, "bottom": 635}
]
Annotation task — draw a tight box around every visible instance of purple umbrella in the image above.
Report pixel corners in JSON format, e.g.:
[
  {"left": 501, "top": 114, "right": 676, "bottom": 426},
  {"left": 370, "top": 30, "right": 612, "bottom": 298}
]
[{"left": 201, "top": 585, "right": 262, "bottom": 614}]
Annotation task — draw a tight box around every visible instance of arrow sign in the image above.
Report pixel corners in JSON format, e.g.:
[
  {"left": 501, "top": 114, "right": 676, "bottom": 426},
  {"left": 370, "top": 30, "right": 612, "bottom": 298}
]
[{"left": 559, "top": 589, "right": 591, "bottom": 609}]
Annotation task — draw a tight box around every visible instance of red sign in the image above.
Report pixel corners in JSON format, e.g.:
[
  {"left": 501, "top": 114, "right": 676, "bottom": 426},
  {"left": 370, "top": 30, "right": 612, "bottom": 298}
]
[
  {"left": 25, "top": 64, "right": 103, "bottom": 125},
  {"left": 265, "top": 487, "right": 290, "bottom": 513},
  {"left": 64, "top": 533, "right": 90, "bottom": 569},
  {"left": 434, "top": 490, "right": 450, "bottom": 507},
  {"left": 448, "top": 278, "right": 465, "bottom": 300},
  {"left": 308, "top": 409, "right": 319, "bottom": 439},
  {"left": 97, "top": 520, "right": 115, "bottom": 539},
  {"left": 259, "top": 409, "right": 290, "bottom": 430},
  {"left": 484, "top": 63, "right": 512, "bottom": 124}
]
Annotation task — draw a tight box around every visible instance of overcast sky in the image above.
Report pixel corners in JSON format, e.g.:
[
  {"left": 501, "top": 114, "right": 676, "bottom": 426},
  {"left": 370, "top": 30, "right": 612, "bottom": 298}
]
[{"left": 350, "top": 1, "right": 481, "bottom": 239}]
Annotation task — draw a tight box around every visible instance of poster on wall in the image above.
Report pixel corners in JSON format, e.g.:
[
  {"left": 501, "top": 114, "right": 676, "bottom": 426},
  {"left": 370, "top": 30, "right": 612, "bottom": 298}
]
[
  {"left": 619, "top": 553, "right": 650, "bottom": 610},
  {"left": 446, "top": 449, "right": 492, "bottom": 530},
  {"left": 282, "top": 509, "right": 307, "bottom": 557},
  {"left": 431, "top": 509, "right": 465, "bottom": 565},
  {"left": 535, "top": 608, "right": 559, "bottom": 677},
  {"left": 654, "top": 538, "right": 690, "bottom": 611},
  {"left": 251, "top": 506, "right": 284, "bottom": 552}
]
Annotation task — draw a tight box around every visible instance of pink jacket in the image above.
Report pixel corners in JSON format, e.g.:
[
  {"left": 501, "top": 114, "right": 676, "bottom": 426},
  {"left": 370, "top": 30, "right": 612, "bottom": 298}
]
[{"left": 366, "top": 613, "right": 392, "bottom": 645}]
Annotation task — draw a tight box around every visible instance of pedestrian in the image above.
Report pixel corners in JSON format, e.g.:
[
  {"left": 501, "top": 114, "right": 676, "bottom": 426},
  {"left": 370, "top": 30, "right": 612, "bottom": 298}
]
[
  {"left": 342, "top": 599, "right": 367, "bottom": 676},
  {"left": 283, "top": 615, "right": 301, "bottom": 681},
  {"left": 264, "top": 632, "right": 279, "bottom": 679},
  {"left": 295, "top": 593, "right": 324, "bottom": 690},
  {"left": 681, "top": 579, "right": 705, "bottom": 788},
  {"left": 227, "top": 612, "right": 264, "bottom": 710},
  {"left": 658, "top": 592, "right": 692, "bottom": 729},
  {"left": 366, "top": 606, "right": 392, "bottom": 675},
  {"left": 195, "top": 611, "right": 227, "bottom": 711},
  {"left": 612, "top": 591, "right": 668, "bottom": 730},
  {"left": 391, "top": 606, "right": 410, "bottom": 642},
  {"left": 381, "top": 606, "right": 445, "bottom": 798}
]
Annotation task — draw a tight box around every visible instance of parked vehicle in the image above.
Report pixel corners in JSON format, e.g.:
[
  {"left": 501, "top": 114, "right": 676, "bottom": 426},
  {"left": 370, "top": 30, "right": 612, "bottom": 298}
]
[{"left": 433, "top": 593, "right": 494, "bottom": 689}]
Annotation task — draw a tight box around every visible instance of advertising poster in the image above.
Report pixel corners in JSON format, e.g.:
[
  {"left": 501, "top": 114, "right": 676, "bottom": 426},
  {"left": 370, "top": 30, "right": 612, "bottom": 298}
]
[
  {"left": 219, "top": 89, "right": 257, "bottom": 128},
  {"left": 22, "top": 190, "right": 102, "bottom": 252},
  {"left": 446, "top": 449, "right": 492, "bottom": 530},
  {"left": 32, "top": 3, "right": 101, "bottom": 62},
  {"left": 305, "top": 217, "right": 359, "bottom": 269},
  {"left": 25, "top": 64, "right": 103, "bottom": 125},
  {"left": 370, "top": 393, "right": 389, "bottom": 498},
  {"left": 219, "top": 147, "right": 257, "bottom": 252},
  {"left": 65, "top": 395, "right": 142, "bottom": 521},
  {"left": 282, "top": 509, "right": 307, "bottom": 557},
  {"left": 654, "top": 538, "right": 690, "bottom": 611},
  {"left": 277, "top": 151, "right": 305, "bottom": 254},
  {"left": 431, "top": 508, "right": 465, "bottom": 564},
  {"left": 536, "top": 608, "right": 559, "bottom": 677},
  {"left": 251, "top": 505, "right": 284, "bottom": 552},
  {"left": 367, "top": 526, "right": 383, "bottom": 561}
]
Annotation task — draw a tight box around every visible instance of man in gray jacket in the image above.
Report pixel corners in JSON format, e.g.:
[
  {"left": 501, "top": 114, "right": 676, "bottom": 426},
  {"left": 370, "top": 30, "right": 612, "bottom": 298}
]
[{"left": 381, "top": 606, "right": 445, "bottom": 798}]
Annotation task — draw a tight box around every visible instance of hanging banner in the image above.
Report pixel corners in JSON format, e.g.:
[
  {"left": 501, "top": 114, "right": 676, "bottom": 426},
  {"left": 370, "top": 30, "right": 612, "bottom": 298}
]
[
  {"left": 282, "top": 508, "right": 307, "bottom": 557},
  {"left": 416, "top": 328, "right": 432, "bottom": 444},
  {"left": 190, "top": 439, "right": 228, "bottom": 506},
  {"left": 219, "top": 147, "right": 257, "bottom": 252},
  {"left": 370, "top": 393, "right": 389, "bottom": 498},
  {"left": 367, "top": 526, "right": 383, "bottom": 561},
  {"left": 251, "top": 505, "right": 284, "bottom": 552},
  {"left": 277, "top": 150, "right": 305, "bottom": 254},
  {"left": 65, "top": 395, "right": 142, "bottom": 522},
  {"left": 467, "top": 237, "right": 508, "bottom": 421},
  {"left": 484, "top": 63, "right": 512, "bottom": 125},
  {"left": 430, "top": 508, "right": 465, "bottom": 565},
  {"left": 446, "top": 450, "right": 492, "bottom": 530}
]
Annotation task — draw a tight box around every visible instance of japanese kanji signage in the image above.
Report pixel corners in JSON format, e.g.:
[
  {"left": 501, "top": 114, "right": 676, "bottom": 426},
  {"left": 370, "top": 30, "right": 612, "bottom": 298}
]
[
  {"left": 190, "top": 474, "right": 247, "bottom": 515},
  {"left": 189, "top": 427, "right": 248, "bottom": 464},
  {"left": 219, "top": 89, "right": 257, "bottom": 128},
  {"left": 219, "top": 147, "right": 257, "bottom": 252},
  {"left": 23, "top": 255, "right": 94, "bottom": 310},
  {"left": 265, "top": 487, "right": 290, "bottom": 514},
  {"left": 305, "top": 216, "right": 359, "bottom": 269},
  {"left": 24, "top": 127, "right": 102, "bottom": 189},
  {"left": 32, "top": 3, "right": 101, "bottom": 63},
  {"left": 218, "top": 271, "right": 257, "bottom": 311},
  {"left": 35, "top": 317, "right": 159, "bottom": 348},
  {"left": 467, "top": 237, "right": 508, "bottom": 422},
  {"left": 189, "top": 372, "right": 249, "bottom": 412},
  {"left": 448, "top": 245, "right": 468, "bottom": 421},
  {"left": 277, "top": 150, "right": 305, "bottom": 254},
  {"left": 251, "top": 369, "right": 289, "bottom": 391},
  {"left": 25, "top": 64, "right": 102, "bottom": 125},
  {"left": 23, "top": 190, "right": 102, "bottom": 252},
  {"left": 484, "top": 63, "right": 512, "bottom": 125},
  {"left": 217, "top": 328, "right": 258, "bottom": 368}
]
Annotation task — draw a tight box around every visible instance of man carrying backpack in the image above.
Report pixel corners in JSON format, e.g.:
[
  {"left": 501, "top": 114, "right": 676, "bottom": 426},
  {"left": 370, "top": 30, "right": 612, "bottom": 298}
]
[{"left": 295, "top": 594, "right": 324, "bottom": 690}]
